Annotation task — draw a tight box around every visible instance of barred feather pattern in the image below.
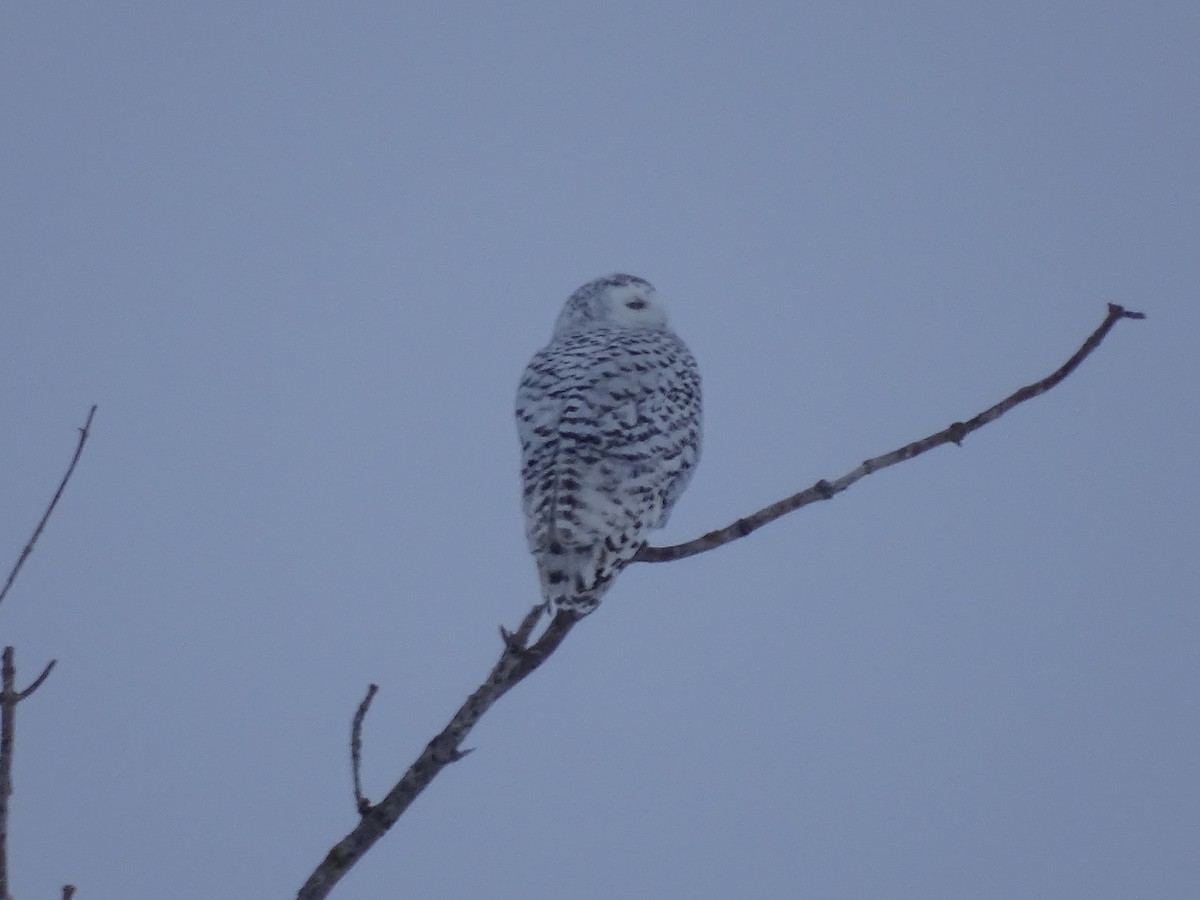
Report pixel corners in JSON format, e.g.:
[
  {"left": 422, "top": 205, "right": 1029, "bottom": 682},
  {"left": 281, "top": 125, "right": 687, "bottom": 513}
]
[{"left": 515, "top": 274, "right": 702, "bottom": 615}]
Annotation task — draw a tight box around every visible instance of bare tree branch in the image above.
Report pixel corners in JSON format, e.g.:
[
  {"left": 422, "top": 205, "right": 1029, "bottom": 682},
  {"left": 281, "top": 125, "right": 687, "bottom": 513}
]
[
  {"left": 298, "top": 608, "right": 578, "bottom": 900},
  {"left": 0, "top": 647, "right": 57, "bottom": 900},
  {"left": 0, "top": 407, "right": 96, "bottom": 899},
  {"left": 0, "top": 405, "right": 97, "bottom": 609},
  {"left": 297, "top": 304, "right": 1143, "bottom": 899},
  {"left": 1, "top": 649, "right": 60, "bottom": 900},
  {"left": 0, "top": 648, "right": 14, "bottom": 900},
  {"left": 636, "top": 303, "right": 1145, "bottom": 563},
  {"left": 350, "top": 684, "right": 379, "bottom": 815}
]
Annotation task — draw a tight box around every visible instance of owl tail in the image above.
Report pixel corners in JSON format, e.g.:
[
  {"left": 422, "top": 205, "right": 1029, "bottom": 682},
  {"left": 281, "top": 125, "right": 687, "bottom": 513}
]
[
  {"left": 538, "top": 561, "right": 609, "bottom": 616},
  {"left": 540, "top": 549, "right": 624, "bottom": 619},
  {"left": 549, "top": 590, "right": 605, "bottom": 616}
]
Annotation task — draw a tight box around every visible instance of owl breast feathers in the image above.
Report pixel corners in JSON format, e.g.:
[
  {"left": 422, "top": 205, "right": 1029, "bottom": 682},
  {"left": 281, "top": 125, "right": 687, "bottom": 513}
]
[{"left": 515, "top": 274, "right": 702, "bottom": 616}]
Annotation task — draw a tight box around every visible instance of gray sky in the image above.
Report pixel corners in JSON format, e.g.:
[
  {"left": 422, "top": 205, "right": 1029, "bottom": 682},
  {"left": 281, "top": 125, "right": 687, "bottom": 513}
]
[{"left": 2, "top": 3, "right": 1197, "bottom": 898}]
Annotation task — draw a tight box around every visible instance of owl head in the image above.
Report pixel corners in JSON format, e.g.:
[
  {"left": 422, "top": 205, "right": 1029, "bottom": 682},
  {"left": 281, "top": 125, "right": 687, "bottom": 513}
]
[{"left": 553, "top": 273, "right": 669, "bottom": 335}]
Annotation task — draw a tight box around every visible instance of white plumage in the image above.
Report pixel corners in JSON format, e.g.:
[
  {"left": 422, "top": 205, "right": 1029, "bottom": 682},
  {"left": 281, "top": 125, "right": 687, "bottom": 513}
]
[{"left": 515, "top": 274, "right": 702, "bottom": 615}]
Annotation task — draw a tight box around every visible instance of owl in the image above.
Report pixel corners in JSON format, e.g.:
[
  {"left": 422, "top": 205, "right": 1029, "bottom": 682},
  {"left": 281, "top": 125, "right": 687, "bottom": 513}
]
[{"left": 515, "top": 274, "right": 703, "bottom": 616}]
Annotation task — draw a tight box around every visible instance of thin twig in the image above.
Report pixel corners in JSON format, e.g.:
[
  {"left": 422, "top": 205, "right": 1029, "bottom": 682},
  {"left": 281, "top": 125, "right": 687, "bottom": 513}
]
[
  {"left": 636, "top": 304, "right": 1145, "bottom": 563},
  {"left": 0, "top": 405, "right": 98, "bottom": 609},
  {"left": 499, "top": 600, "right": 548, "bottom": 650},
  {"left": 14, "top": 659, "right": 56, "bottom": 703},
  {"left": 297, "top": 303, "right": 1143, "bottom": 899},
  {"left": 351, "top": 684, "right": 379, "bottom": 815}
]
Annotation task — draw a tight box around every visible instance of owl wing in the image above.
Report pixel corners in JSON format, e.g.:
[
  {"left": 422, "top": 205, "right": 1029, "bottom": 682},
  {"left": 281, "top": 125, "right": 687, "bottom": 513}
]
[{"left": 627, "top": 340, "right": 702, "bottom": 528}]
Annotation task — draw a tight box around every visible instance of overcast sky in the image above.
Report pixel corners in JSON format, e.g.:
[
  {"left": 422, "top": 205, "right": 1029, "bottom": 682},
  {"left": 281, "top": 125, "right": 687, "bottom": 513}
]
[{"left": 2, "top": 3, "right": 1197, "bottom": 899}]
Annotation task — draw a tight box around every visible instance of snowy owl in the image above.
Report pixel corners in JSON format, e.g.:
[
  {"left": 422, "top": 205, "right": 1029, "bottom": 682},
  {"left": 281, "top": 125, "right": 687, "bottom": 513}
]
[{"left": 515, "top": 274, "right": 702, "bottom": 616}]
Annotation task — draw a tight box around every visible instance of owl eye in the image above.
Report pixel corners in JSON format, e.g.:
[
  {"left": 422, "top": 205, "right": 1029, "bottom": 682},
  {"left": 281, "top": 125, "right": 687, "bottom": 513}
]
[{"left": 626, "top": 299, "right": 647, "bottom": 310}]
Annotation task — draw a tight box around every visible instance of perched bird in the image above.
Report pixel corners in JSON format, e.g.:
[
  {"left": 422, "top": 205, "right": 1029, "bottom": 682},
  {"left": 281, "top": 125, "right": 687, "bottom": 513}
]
[{"left": 515, "top": 274, "right": 702, "bottom": 616}]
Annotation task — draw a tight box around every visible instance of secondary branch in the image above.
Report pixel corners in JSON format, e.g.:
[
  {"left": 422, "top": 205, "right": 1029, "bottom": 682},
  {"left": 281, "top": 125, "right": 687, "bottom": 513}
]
[{"left": 636, "top": 304, "right": 1144, "bottom": 563}]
